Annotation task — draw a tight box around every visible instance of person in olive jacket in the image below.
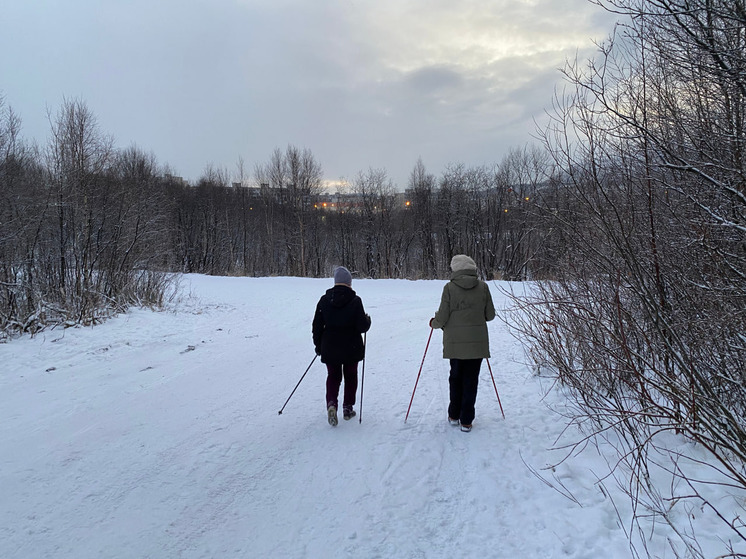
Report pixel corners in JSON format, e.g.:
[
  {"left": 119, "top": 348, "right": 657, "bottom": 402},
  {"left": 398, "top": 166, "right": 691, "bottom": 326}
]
[
  {"left": 430, "top": 254, "right": 495, "bottom": 432},
  {"left": 312, "top": 266, "right": 371, "bottom": 426}
]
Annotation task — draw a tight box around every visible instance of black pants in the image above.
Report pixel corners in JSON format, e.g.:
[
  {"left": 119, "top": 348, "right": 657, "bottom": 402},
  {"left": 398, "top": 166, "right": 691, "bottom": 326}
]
[
  {"left": 448, "top": 358, "right": 482, "bottom": 425},
  {"left": 325, "top": 362, "right": 358, "bottom": 411}
]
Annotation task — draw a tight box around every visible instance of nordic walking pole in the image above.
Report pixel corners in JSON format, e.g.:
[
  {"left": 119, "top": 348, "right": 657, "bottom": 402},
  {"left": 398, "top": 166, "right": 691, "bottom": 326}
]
[
  {"left": 278, "top": 354, "right": 318, "bottom": 415},
  {"left": 359, "top": 332, "right": 366, "bottom": 424},
  {"left": 405, "top": 327, "right": 434, "bottom": 423},
  {"left": 486, "top": 358, "right": 505, "bottom": 419}
]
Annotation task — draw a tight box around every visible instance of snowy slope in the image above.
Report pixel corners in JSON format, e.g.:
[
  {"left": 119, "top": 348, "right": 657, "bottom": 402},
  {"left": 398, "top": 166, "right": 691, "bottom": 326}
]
[{"left": 0, "top": 275, "right": 732, "bottom": 558}]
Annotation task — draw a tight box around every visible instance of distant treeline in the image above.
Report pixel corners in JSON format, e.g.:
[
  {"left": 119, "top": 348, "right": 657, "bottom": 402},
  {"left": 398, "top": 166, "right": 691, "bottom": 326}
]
[{"left": 0, "top": 99, "right": 566, "bottom": 335}]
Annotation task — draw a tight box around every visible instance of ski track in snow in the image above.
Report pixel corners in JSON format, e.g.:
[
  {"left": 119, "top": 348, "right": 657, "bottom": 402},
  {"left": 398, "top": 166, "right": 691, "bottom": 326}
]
[{"left": 0, "top": 275, "right": 719, "bottom": 558}]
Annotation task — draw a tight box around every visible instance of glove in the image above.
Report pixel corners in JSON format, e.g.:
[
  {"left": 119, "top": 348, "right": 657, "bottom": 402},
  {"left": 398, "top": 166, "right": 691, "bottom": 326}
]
[{"left": 315, "top": 346, "right": 321, "bottom": 356}]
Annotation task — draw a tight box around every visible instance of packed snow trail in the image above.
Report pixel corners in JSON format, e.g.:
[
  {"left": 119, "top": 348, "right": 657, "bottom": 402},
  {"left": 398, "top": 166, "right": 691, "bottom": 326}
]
[{"left": 1, "top": 275, "right": 683, "bottom": 558}]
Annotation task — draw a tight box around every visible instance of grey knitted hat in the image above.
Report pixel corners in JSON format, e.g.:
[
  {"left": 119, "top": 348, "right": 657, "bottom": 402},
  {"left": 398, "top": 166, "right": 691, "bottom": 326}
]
[
  {"left": 450, "top": 254, "right": 477, "bottom": 272},
  {"left": 333, "top": 266, "right": 352, "bottom": 286}
]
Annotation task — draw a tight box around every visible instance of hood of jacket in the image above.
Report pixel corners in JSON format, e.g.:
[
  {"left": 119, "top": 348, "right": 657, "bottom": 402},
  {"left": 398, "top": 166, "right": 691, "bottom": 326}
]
[
  {"left": 326, "top": 285, "right": 357, "bottom": 307},
  {"left": 450, "top": 269, "right": 479, "bottom": 290}
]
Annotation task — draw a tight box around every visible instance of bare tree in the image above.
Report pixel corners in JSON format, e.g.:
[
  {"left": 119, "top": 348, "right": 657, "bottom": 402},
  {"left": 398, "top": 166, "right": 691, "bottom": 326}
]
[
  {"left": 0, "top": 97, "right": 46, "bottom": 334},
  {"left": 408, "top": 158, "right": 439, "bottom": 278},
  {"left": 434, "top": 164, "right": 469, "bottom": 269},
  {"left": 251, "top": 145, "right": 324, "bottom": 276},
  {"left": 45, "top": 97, "right": 116, "bottom": 319},
  {"left": 495, "top": 146, "right": 555, "bottom": 280},
  {"left": 354, "top": 168, "right": 401, "bottom": 278}
]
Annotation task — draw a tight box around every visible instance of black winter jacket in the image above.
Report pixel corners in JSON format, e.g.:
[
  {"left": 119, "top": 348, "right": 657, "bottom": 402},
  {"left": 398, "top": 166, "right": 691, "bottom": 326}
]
[{"left": 312, "top": 285, "right": 371, "bottom": 365}]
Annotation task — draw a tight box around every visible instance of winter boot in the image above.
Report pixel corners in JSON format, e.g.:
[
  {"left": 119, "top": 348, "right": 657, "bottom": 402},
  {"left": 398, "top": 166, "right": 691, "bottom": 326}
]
[
  {"left": 448, "top": 417, "right": 460, "bottom": 427},
  {"left": 327, "top": 405, "right": 338, "bottom": 427},
  {"left": 343, "top": 407, "right": 356, "bottom": 421},
  {"left": 460, "top": 424, "right": 472, "bottom": 432}
]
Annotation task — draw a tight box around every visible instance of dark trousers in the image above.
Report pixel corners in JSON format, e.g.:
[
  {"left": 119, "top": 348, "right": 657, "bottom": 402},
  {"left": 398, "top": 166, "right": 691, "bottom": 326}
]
[
  {"left": 325, "top": 362, "right": 358, "bottom": 410},
  {"left": 448, "top": 358, "right": 482, "bottom": 425}
]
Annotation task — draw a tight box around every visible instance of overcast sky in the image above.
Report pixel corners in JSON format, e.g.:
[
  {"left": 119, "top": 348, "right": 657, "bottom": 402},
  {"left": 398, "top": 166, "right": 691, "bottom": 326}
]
[{"left": 2, "top": 0, "right": 616, "bottom": 189}]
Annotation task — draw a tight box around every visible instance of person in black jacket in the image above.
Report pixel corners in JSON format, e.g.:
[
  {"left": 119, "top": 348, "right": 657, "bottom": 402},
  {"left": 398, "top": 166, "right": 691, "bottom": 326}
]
[{"left": 312, "top": 266, "right": 371, "bottom": 426}]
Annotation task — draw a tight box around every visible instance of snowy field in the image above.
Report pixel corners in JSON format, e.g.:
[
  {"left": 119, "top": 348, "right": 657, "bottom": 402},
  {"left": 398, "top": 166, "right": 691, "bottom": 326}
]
[{"left": 0, "top": 275, "right": 737, "bottom": 558}]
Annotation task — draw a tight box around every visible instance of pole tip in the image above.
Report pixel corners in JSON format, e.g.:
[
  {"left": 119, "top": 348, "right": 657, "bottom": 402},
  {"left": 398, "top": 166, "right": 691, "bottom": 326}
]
[{"left": 277, "top": 410, "right": 282, "bottom": 415}]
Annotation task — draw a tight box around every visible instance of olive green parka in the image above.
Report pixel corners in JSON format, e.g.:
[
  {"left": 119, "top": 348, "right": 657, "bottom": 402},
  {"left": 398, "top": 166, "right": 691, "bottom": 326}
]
[{"left": 431, "top": 269, "right": 496, "bottom": 359}]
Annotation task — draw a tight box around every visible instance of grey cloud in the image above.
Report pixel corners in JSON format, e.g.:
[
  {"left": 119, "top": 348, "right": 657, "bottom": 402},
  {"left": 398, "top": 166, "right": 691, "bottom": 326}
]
[{"left": 403, "top": 66, "right": 464, "bottom": 95}]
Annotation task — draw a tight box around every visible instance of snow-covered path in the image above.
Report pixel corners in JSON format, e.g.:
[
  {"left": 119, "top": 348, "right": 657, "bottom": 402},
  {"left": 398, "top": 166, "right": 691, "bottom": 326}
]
[{"left": 2, "top": 276, "right": 637, "bottom": 558}]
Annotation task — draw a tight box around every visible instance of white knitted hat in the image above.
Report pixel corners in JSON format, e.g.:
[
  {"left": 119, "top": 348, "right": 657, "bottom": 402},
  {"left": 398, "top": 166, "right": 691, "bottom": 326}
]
[{"left": 450, "top": 254, "right": 477, "bottom": 272}]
